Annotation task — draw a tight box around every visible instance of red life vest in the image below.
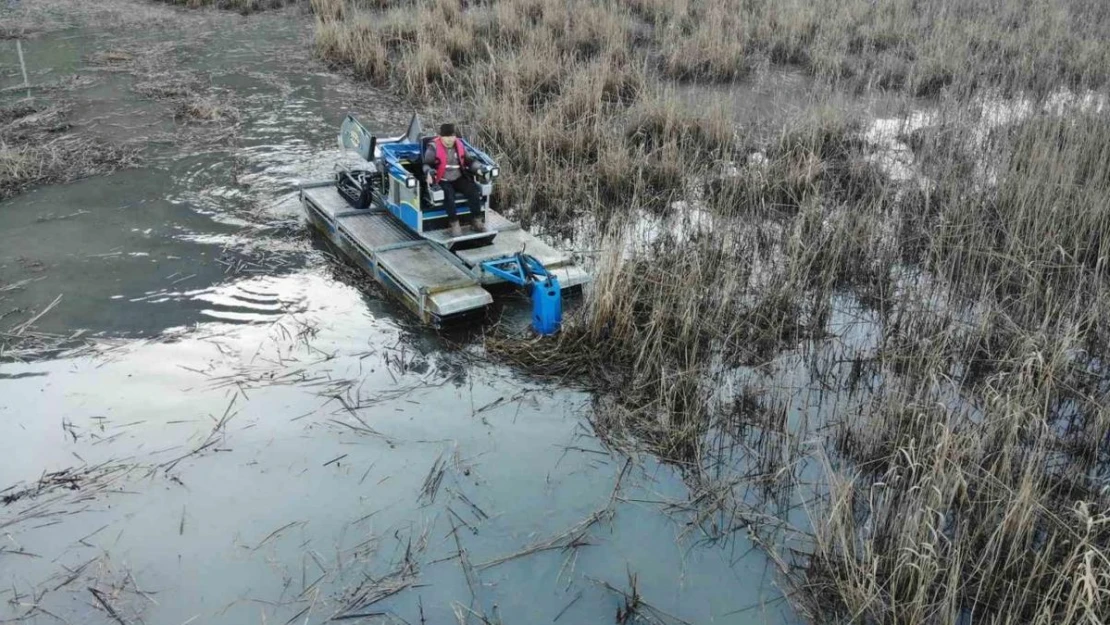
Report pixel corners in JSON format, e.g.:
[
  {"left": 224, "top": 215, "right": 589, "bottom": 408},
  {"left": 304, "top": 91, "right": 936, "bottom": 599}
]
[{"left": 433, "top": 136, "right": 466, "bottom": 183}]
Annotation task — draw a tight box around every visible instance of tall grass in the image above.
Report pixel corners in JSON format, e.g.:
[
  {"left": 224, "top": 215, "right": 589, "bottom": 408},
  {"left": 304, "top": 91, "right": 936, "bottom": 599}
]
[
  {"left": 315, "top": 0, "right": 1110, "bottom": 95},
  {"left": 623, "top": 0, "right": 1110, "bottom": 94},
  {"left": 809, "top": 304, "right": 1110, "bottom": 623},
  {"left": 496, "top": 100, "right": 1110, "bottom": 622}
]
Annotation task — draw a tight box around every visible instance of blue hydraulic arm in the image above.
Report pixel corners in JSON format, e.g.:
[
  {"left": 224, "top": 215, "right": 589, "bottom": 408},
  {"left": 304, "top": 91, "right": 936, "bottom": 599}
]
[{"left": 481, "top": 253, "right": 562, "bottom": 335}]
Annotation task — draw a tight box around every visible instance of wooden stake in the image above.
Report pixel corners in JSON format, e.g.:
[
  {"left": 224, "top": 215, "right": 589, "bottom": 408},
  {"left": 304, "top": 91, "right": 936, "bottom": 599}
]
[{"left": 16, "top": 40, "right": 30, "bottom": 99}]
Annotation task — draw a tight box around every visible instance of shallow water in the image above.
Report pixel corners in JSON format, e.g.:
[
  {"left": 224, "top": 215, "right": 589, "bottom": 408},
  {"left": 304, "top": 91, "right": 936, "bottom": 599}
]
[{"left": 1, "top": 2, "right": 799, "bottom": 623}]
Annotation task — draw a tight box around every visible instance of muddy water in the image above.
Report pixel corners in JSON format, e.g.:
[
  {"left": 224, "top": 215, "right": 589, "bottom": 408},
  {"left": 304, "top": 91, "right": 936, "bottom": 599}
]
[{"left": 1, "top": 2, "right": 797, "bottom": 624}]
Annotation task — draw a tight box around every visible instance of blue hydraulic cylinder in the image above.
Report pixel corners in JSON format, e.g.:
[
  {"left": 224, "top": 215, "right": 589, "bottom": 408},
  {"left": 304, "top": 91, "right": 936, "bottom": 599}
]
[{"left": 531, "top": 275, "right": 562, "bottom": 336}]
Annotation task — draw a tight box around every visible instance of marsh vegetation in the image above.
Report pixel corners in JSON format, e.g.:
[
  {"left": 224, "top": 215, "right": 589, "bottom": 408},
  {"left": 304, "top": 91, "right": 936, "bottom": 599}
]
[{"left": 307, "top": 0, "right": 1110, "bottom": 622}]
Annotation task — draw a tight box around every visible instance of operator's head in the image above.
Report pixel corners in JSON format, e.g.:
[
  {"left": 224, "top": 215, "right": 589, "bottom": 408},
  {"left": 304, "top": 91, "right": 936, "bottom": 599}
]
[{"left": 439, "top": 123, "right": 457, "bottom": 147}]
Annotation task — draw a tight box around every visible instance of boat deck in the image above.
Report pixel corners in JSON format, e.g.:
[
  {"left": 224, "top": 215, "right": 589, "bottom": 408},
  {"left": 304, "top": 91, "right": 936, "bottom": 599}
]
[{"left": 299, "top": 182, "right": 587, "bottom": 323}]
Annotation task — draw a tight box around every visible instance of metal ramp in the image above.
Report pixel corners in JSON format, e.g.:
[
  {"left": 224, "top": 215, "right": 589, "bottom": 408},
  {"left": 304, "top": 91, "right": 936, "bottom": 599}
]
[
  {"left": 452, "top": 217, "right": 587, "bottom": 288},
  {"left": 455, "top": 228, "right": 566, "bottom": 269},
  {"left": 300, "top": 183, "right": 491, "bottom": 322},
  {"left": 422, "top": 226, "right": 498, "bottom": 252}
]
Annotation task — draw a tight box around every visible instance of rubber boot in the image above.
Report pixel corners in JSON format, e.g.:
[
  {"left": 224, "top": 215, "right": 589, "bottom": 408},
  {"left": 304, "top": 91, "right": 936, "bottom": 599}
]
[{"left": 449, "top": 220, "right": 462, "bottom": 238}]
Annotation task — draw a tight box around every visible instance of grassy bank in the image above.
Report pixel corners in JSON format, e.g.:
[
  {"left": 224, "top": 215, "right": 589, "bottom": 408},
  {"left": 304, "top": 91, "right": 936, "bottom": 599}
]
[{"left": 310, "top": 0, "right": 1110, "bottom": 623}]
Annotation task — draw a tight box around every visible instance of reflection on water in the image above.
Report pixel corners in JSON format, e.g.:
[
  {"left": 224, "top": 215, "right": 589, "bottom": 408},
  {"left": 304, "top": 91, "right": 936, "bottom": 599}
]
[
  {"left": 863, "top": 86, "right": 1110, "bottom": 186},
  {"left": 1, "top": 267, "right": 796, "bottom": 624},
  {"left": 129, "top": 274, "right": 311, "bottom": 324}
]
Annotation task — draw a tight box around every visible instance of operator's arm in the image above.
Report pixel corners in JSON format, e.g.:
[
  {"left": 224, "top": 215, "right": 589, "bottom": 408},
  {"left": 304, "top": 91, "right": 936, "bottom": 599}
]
[
  {"left": 422, "top": 144, "right": 437, "bottom": 179},
  {"left": 463, "top": 147, "right": 482, "bottom": 174}
]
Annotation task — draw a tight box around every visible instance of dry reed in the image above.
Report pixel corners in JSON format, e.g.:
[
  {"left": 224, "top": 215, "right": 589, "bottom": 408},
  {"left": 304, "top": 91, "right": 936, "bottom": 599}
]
[
  {"left": 0, "top": 100, "right": 137, "bottom": 201},
  {"left": 310, "top": 1, "right": 1110, "bottom": 622}
]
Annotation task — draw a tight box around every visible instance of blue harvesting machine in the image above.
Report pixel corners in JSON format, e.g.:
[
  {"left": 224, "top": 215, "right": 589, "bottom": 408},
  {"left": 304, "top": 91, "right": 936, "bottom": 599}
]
[{"left": 299, "top": 113, "right": 588, "bottom": 335}]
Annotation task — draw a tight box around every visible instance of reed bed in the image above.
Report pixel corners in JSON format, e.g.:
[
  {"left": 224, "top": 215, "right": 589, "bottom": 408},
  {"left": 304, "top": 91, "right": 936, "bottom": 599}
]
[
  {"left": 801, "top": 298, "right": 1110, "bottom": 623},
  {"left": 639, "top": 0, "right": 1110, "bottom": 95},
  {"left": 311, "top": 0, "right": 1110, "bottom": 622},
  {"left": 317, "top": 0, "right": 1110, "bottom": 95}
]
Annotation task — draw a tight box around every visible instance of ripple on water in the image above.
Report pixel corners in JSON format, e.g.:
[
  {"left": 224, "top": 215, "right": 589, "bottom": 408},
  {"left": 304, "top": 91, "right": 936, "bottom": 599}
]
[{"left": 124, "top": 273, "right": 323, "bottom": 326}]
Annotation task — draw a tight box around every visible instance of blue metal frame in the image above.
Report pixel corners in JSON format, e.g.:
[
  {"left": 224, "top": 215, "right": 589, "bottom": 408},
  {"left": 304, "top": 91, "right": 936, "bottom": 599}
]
[
  {"left": 379, "top": 143, "right": 419, "bottom": 182},
  {"left": 481, "top": 253, "right": 562, "bottom": 335},
  {"left": 480, "top": 254, "right": 552, "bottom": 286}
]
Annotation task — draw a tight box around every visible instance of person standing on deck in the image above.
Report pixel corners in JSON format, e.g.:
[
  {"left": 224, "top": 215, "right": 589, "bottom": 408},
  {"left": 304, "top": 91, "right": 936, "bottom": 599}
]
[{"left": 423, "top": 123, "right": 486, "bottom": 238}]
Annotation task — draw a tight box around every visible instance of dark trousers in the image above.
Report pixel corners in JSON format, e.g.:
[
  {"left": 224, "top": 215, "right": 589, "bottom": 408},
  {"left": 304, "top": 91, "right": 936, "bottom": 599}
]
[{"left": 440, "top": 176, "right": 483, "bottom": 221}]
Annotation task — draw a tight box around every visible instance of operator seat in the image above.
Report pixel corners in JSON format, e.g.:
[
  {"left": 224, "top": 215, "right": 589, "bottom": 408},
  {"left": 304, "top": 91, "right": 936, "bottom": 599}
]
[{"left": 419, "top": 136, "right": 474, "bottom": 214}]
